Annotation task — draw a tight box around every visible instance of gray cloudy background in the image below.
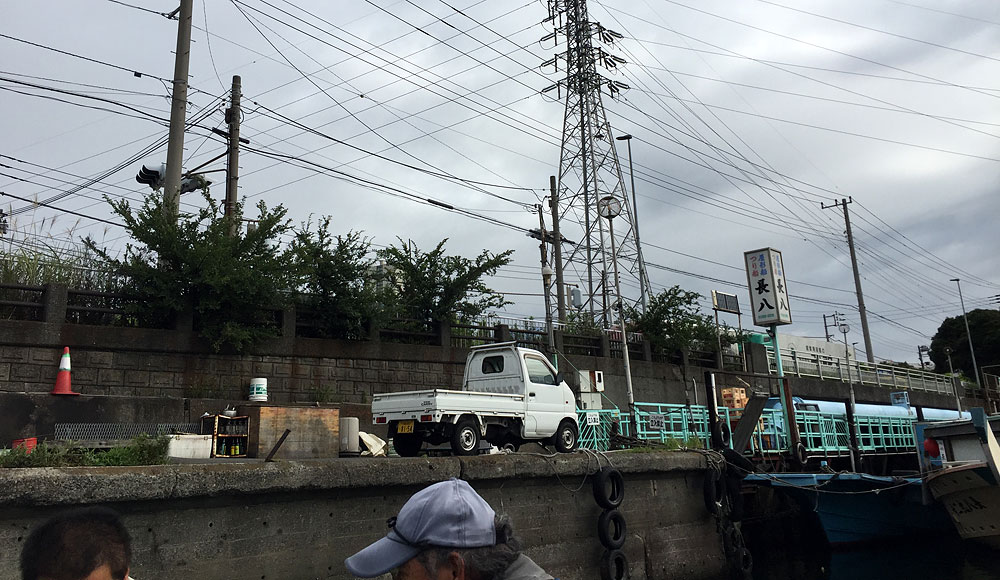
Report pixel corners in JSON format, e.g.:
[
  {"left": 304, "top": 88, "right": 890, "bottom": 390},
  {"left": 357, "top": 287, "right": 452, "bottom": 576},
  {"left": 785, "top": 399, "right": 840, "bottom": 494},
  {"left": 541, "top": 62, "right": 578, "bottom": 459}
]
[{"left": 2, "top": 0, "right": 998, "bottom": 367}]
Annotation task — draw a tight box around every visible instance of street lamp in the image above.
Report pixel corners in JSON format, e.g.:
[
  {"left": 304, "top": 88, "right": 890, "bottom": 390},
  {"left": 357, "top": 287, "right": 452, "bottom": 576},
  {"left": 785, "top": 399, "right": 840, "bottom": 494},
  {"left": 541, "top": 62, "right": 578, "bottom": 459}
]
[
  {"left": 950, "top": 278, "right": 981, "bottom": 387},
  {"left": 598, "top": 195, "right": 637, "bottom": 431},
  {"left": 839, "top": 322, "right": 859, "bottom": 471},
  {"left": 615, "top": 133, "right": 648, "bottom": 311}
]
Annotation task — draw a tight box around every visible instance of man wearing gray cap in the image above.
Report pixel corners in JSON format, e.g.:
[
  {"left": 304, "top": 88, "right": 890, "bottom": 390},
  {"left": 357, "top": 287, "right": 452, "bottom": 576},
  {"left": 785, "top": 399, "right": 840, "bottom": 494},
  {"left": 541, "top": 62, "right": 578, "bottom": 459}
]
[{"left": 345, "top": 478, "right": 555, "bottom": 580}]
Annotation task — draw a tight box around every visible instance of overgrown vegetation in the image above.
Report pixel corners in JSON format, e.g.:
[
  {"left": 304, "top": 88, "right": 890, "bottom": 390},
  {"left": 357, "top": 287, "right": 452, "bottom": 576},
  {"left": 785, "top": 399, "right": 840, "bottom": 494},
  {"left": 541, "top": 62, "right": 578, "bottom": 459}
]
[
  {"left": 290, "top": 218, "right": 389, "bottom": 340},
  {"left": 0, "top": 434, "right": 169, "bottom": 468},
  {"left": 628, "top": 286, "right": 744, "bottom": 355},
  {"left": 85, "top": 193, "right": 299, "bottom": 352},
  {"left": 930, "top": 309, "right": 999, "bottom": 378},
  {"left": 377, "top": 238, "right": 512, "bottom": 323}
]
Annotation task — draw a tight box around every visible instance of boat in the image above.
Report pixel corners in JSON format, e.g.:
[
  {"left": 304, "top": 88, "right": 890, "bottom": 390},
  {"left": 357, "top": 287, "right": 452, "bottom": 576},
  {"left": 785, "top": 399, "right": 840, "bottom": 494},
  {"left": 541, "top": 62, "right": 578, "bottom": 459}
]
[
  {"left": 744, "top": 471, "right": 954, "bottom": 544},
  {"left": 918, "top": 408, "right": 1000, "bottom": 548}
]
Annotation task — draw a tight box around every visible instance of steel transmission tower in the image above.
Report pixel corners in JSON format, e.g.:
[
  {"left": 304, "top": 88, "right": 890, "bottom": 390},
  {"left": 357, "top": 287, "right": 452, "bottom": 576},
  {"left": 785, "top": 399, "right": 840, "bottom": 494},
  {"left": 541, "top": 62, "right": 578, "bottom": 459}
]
[{"left": 542, "top": 0, "right": 646, "bottom": 327}]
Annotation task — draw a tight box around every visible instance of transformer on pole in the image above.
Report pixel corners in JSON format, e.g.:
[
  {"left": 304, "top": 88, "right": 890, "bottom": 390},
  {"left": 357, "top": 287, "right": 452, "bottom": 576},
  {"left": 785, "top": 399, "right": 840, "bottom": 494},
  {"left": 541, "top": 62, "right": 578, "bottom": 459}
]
[{"left": 542, "top": 0, "right": 646, "bottom": 327}]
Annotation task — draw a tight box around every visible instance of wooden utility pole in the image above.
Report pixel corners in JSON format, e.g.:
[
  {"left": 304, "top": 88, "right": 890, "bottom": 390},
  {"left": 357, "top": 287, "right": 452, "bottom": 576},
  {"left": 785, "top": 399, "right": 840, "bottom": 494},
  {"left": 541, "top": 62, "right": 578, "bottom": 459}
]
[
  {"left": 162, "top": 0, "right": 193, "bottom": 220},
  {"left": 822, "top": 197, "right": 874, "bottom": 363},
  {"left": 549, "top": 176, "right": 566, "bottom": 323},
  {"left": 225, "top": 75, "right": 242, "bottom": 234}
]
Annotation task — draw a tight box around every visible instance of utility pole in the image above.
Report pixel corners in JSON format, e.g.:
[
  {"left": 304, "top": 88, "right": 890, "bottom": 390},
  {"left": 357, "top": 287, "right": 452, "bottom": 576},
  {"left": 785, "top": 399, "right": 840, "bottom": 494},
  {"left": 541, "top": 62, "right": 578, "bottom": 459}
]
[
  {"left": 225, "top": 75, "right": 242, "bottom": 234},
  {"left": 537, "top": 205, "right": 555, "bottom": 355},
  {"left": 822, "top": 313, "right": 836, "bottom": 342},
  {"left": 549, "top": 176, "right": 566, "bottom": 324},
  {"left": 162, "top": 0, "right": 194, "bottom": 221},
  {"left": 822, "top": 197, "right": 874, "bottom": 362}
]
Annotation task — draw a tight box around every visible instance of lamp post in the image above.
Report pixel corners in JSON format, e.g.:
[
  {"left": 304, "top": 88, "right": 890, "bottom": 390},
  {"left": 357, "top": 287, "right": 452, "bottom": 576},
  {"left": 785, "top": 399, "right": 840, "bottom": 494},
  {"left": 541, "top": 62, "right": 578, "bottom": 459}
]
[
  {"left": 598, "top": 195, "right": 637, "bottom": 431},
  {"left": 840, "top": 322, "right": 859, "bottom": 471},
  {"left": 950, "top": 278, "right": 981, "bottom": 388},
  {"left": 943, "top": 347, "right": 962, "bottom": 417},
  {"left": 615, "top": 134, "right": 647, "bottom": 311}
]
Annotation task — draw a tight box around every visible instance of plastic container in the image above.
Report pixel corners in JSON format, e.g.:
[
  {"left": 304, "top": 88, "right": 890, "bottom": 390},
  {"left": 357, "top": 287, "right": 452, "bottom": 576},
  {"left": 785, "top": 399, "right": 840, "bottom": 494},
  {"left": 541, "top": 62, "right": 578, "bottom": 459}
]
[
  {"left": 340, "top": 417, "right": 360, "bottom": 455},
  {"left": 12, "top": 437, "right": 37, "bottom": 453},
  {"left": 249, "top": 377, "right": 268, "bottom": 402}
]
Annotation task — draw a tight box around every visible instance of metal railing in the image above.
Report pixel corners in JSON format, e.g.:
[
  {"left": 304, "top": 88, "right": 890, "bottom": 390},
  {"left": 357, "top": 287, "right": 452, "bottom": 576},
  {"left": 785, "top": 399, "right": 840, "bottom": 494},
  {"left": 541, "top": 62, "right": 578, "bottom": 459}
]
[
  {"left": 768, "top": 346, "right": 955, "bottom": 394},
  {"left": 580, "top": 402, "right": 929, "bottom": 458}
]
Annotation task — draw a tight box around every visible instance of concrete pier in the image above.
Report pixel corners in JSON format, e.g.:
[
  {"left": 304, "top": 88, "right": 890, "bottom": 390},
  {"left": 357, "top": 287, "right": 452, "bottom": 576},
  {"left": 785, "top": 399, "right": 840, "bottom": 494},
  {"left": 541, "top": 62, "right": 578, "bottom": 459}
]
[{"left": 0, "top": 451, "right": 727, "bottom": 580}]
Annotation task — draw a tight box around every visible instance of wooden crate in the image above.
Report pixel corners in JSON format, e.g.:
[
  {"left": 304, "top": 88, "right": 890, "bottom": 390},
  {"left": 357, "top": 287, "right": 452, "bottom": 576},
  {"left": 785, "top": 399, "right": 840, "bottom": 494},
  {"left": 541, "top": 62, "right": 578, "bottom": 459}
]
[{"left": 238, "top": 405, "right": 340, "bottom": 459}]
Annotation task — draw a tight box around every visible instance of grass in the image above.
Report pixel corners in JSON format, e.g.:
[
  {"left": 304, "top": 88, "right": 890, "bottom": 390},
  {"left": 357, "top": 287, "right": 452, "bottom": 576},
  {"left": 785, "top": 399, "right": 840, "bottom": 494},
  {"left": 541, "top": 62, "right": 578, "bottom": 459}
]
[{"left": 0, "top": 434, "right": 170, "bottom": 468}]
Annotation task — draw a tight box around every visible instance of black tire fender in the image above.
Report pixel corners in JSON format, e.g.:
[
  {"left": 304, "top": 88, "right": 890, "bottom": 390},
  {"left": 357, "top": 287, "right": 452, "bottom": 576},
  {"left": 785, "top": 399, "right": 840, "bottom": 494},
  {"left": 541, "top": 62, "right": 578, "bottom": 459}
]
[
  {"left": 597, "top": 509, "right": 627, "bottom": 550},
  {"left": 712, "top": 420, "right": 732, "bottom": 449},
  {"left": 721, "top": 522, "right": 743, "bottom": 558},
  {"left": 599, "top": 549, "right": 629, "bottom": 580},
  {"left": 794, "top": 442, "right": 808, "bottom": 466},
  {"left": 593, "top": 467, "right": 626, "bottom": 510},
  {"left": 703, "top": 466, "right": 724, "bottom": 514}
]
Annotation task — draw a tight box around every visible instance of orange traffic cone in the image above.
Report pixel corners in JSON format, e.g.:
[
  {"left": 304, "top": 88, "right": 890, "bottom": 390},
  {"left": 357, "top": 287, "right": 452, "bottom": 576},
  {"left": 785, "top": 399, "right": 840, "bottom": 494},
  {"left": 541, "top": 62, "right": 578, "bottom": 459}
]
[{"left": 51, "top": 347, "right": 80, "bottom": 396}]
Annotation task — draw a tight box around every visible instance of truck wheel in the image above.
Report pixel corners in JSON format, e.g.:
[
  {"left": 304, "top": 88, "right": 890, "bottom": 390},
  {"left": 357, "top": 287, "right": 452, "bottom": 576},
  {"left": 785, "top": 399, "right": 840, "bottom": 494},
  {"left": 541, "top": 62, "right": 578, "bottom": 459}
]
[
  {"left": 555, "top": 420, "right": 579, "bottom": 453},
  {"left": 451, "top": 419, "right": 481, "bottom": 456},
  {"left": 393, "top": 433, "right": 422, "bottom": 457}
]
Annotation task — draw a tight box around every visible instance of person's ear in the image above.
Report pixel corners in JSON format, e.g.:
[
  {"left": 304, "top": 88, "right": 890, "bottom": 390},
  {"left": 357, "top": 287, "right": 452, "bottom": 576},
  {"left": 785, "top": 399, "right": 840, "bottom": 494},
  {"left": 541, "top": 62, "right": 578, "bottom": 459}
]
[{"left": 444, "top": 551, "right": 466, "bottom": 579}]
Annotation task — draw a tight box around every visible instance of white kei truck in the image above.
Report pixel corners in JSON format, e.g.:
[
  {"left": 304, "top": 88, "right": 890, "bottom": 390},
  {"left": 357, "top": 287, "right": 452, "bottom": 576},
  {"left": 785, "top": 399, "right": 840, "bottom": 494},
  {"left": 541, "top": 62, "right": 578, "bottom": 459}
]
[{"left": 371, "top": 342, "right": 580, "bottom": 456}]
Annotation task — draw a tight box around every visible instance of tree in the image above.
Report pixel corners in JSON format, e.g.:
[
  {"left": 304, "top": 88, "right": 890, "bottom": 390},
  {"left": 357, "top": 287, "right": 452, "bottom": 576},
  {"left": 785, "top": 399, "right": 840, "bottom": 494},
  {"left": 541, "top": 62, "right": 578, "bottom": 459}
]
[
  {"left": 627, "top": 285, "right": 739, "bottom": 355},
  {"left": 376, "top": 239, "right": 512, "bottom": 322},
  {"left": 929, "top": 309, "right": 1000, "bottom": 380},
  {"left": 290, "top": 218, "right": 388, "bottom": 340},
  {"left": 86, "top": 192, "right": 298, "bottom": 353}
]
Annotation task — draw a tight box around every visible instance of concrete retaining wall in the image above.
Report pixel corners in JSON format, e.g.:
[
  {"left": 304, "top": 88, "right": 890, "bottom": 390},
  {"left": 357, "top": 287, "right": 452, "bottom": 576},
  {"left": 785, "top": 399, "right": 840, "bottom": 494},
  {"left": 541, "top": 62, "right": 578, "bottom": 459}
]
[{"left": 0, "top": 452, "right": 726, "bottom": 580}]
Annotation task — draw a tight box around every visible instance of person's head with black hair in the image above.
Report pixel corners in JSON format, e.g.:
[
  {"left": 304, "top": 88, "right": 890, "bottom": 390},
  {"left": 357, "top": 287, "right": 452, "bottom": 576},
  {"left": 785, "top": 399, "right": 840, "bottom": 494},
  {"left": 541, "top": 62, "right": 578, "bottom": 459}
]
[{"left": 20, "top": 506, "right": 132, "bottom": 580}]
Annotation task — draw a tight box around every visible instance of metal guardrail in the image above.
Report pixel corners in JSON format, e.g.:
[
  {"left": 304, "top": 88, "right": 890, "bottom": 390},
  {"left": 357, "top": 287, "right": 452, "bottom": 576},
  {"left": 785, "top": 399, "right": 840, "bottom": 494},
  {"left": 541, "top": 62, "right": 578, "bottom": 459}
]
[{"left": 767, "top": 346, "right": 956, "bottom": 394}]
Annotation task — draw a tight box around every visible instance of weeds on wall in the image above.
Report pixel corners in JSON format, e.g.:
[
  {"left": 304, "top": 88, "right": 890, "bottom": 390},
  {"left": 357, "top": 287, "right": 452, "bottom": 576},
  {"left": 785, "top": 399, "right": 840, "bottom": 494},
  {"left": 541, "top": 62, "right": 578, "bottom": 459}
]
[{"left": 0, "top": 434, "right": 170, "bottom": 468}]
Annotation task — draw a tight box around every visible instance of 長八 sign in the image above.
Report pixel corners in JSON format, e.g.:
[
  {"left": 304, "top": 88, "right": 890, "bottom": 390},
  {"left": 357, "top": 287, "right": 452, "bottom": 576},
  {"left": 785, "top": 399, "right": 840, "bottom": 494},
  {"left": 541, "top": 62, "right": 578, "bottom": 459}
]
[{"left": 744, "top": 247, "right": 792, "bottom": 327}]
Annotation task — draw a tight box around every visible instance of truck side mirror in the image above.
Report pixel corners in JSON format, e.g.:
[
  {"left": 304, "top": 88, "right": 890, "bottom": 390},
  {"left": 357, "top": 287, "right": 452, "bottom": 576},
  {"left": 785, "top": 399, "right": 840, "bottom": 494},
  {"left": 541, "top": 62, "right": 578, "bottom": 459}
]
[{"left": 555, "top": 372, "right": 564, "bottom": 385}]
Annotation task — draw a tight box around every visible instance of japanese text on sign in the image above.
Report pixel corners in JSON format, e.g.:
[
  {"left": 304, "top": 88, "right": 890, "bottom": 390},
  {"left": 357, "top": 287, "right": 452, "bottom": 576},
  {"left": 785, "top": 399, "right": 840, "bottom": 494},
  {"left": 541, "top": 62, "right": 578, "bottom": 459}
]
[{"left": 744, "top": 247, "right": 792, "bottom": 327}]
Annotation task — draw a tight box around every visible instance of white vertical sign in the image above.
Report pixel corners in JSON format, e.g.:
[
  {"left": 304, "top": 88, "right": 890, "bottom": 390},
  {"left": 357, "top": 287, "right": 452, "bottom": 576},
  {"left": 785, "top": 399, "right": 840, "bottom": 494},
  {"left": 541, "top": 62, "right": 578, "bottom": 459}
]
[{"left": 744, "top": 247, "right": 792, "bottom": 327}]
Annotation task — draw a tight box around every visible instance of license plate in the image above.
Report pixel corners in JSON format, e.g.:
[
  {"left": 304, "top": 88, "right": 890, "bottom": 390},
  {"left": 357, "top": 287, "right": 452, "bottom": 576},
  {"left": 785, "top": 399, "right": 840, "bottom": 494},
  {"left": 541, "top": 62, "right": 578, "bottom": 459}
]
[{"left": 396, "top": 420, "right": 414, "bottom": 434}]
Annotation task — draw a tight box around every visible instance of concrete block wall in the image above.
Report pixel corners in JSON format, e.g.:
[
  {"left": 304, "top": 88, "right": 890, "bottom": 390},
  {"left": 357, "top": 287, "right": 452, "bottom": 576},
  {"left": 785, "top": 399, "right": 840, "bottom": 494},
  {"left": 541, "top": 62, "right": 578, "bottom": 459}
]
[
  {"left": 0, "top": 452, "right": 727, "bottom": 580},
  {"left": 0, "top": 343, "right": 467, "bottom": 405}
]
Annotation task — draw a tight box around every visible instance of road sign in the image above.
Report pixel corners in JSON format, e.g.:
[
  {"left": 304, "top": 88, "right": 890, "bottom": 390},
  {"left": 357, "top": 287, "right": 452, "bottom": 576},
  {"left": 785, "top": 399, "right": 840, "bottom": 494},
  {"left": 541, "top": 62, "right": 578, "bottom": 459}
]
[{"left": 744, "top": 247, "right": 792, "bottom": 327}]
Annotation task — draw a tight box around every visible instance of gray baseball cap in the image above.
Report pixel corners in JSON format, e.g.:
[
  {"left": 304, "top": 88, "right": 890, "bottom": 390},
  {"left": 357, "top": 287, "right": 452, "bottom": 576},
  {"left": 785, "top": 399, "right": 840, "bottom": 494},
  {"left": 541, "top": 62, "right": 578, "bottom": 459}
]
[{"left": 345, "top": 479, "right": 497, "bottom": 577}]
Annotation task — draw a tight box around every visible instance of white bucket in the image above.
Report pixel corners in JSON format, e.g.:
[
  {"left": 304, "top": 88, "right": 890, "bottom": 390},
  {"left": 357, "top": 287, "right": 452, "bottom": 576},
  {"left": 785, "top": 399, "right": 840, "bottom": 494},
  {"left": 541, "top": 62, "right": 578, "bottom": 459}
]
[{"left": 249, "top": 377, "right": 268, "bottom": 402}]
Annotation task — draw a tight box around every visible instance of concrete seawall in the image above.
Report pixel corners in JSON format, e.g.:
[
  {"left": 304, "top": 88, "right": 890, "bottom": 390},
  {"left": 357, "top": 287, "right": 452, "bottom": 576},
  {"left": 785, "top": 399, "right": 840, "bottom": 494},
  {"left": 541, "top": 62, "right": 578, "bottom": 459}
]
[{"left": 0, "top": 451, "right": 727, "bottom": 580}]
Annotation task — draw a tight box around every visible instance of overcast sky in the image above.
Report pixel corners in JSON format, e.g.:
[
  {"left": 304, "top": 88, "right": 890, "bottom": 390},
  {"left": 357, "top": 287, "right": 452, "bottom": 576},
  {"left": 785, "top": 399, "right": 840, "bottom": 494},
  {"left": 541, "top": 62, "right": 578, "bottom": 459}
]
[{"left": 2, "top": 0, "right": 998, "bottom": 367}]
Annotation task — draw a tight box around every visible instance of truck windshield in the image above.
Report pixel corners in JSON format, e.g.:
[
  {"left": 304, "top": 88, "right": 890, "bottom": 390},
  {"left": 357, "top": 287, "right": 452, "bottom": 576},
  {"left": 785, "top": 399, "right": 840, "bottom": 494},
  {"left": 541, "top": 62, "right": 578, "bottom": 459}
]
[{"left": 524, "top": 356, "right": 557, "bottom": 385}]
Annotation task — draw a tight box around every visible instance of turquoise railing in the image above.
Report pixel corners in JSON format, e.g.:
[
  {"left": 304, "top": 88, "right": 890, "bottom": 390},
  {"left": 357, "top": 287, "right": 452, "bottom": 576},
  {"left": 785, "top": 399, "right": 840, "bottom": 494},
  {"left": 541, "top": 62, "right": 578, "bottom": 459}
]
[
  {"left": 576, "top": 408, "right": 622, "bottom": 451},
  {"left": 581, "top": 403, "right": 920, "bottom": 457}
]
